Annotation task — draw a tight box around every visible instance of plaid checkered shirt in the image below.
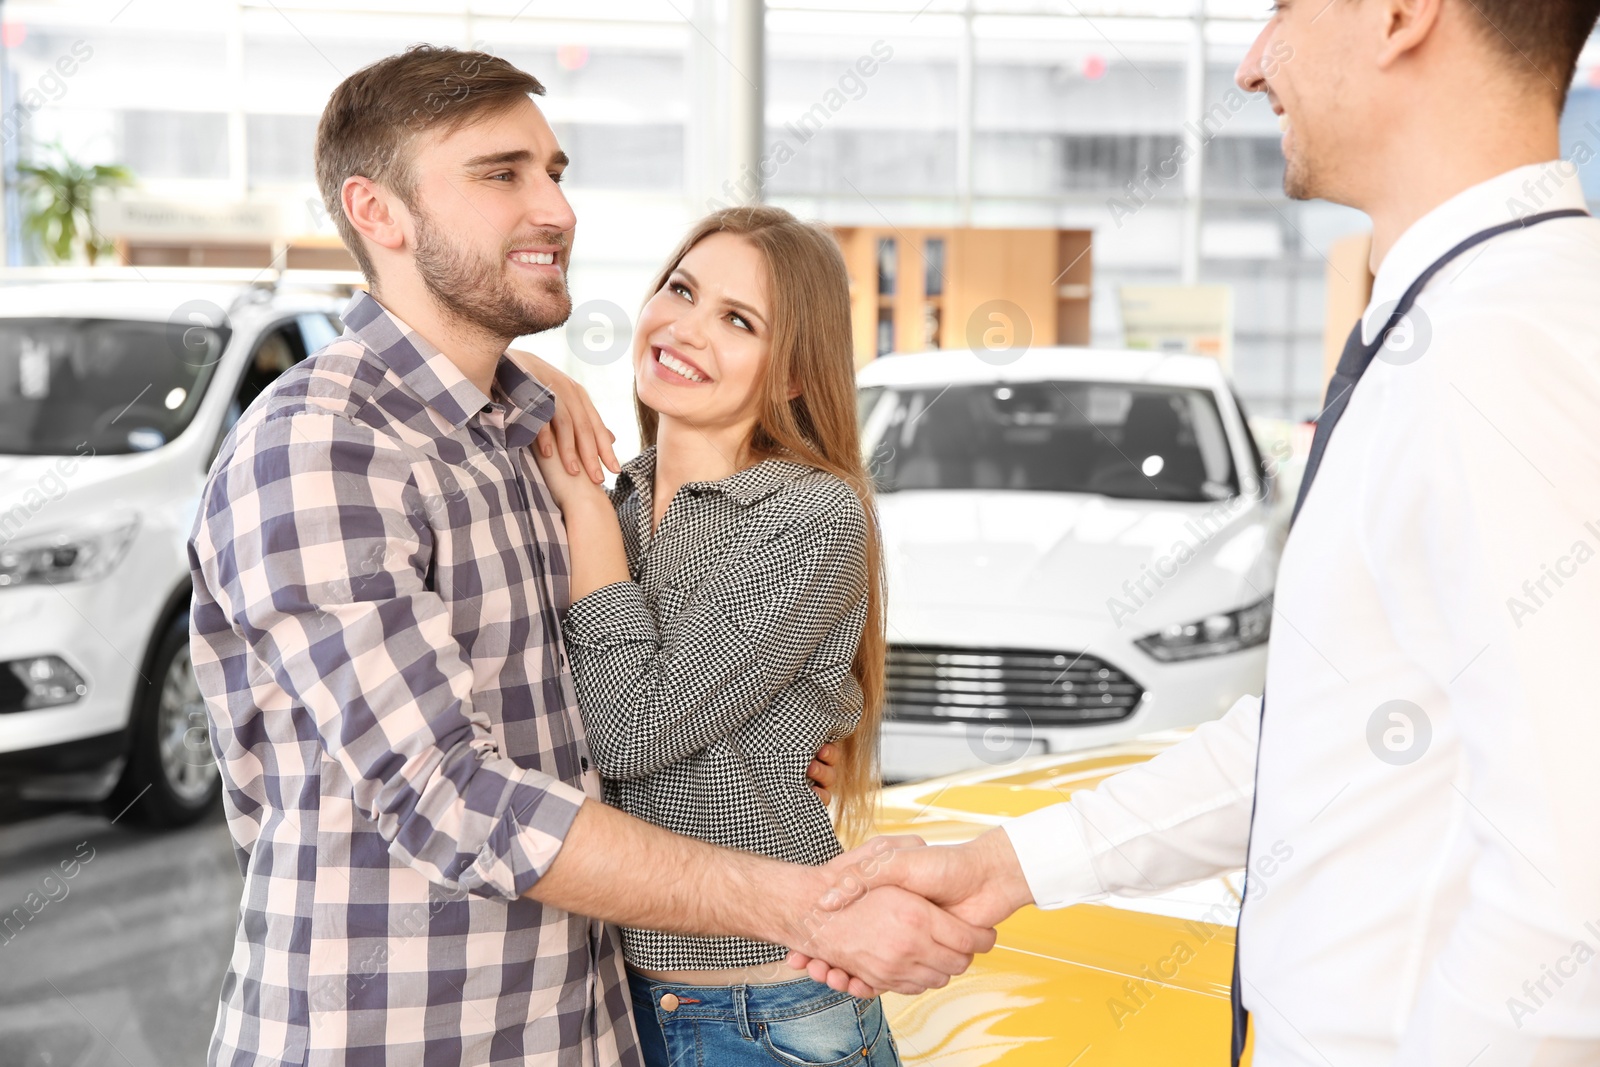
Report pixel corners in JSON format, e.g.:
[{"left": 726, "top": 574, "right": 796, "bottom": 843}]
[{"left": 188, "top": 291, "right": 641, "bottom": 1067}]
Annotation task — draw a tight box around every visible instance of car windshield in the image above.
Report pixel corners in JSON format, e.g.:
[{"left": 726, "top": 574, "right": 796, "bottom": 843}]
[
  {"left": 859, "top": 380, "right": 1238, "bottom": 502},
  {"left": 0, "top": 318, "right": 228, "bottom": 456}
]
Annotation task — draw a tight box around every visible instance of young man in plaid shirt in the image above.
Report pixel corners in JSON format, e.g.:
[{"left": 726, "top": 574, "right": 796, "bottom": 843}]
[{"left": 188, "top": 45, "right": 991, "bottom": 1067}]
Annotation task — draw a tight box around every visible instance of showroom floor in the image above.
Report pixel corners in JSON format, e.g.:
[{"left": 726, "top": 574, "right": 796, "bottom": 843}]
[{"left": 0, "top": 801, "right": 238, "bottom": 1067}]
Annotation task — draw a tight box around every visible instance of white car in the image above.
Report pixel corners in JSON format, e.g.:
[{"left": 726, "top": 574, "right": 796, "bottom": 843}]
[
  {"left": 857, "top": 347, "right": 1284, "bottom": 781},
  {"left": 0, "top": 276, "right": 350, "bottom": 826}
]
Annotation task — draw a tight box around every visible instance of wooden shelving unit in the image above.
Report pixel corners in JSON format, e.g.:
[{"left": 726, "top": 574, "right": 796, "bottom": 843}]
[
  {"left": 118, "top": 234, "right": 358, "bottom": 271},
  {"left": 833, "top": 226, "right": 1093, "bottom": 368}
]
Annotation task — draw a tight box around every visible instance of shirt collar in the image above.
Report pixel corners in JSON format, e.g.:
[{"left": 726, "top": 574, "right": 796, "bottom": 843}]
[
  {"left": 1363, "top": 161, "right": 1587, "bottom": 344},
  {"left": 617, "top": 445, "right": 814, "bottom": 506},
  {"left": 341, "top": 291, "right": 554, "bottom": 448}
]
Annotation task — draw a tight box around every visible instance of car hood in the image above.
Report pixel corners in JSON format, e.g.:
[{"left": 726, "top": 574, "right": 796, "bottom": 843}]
[
  {"left": 876, "top": 489, "right": 1278, "bottom": 631},
  {"left": 875, "top": 733, "right": 1247, "bottom": 1064},
  {"left": 879, "top": 732, "right": 1186, "bottom": 825},
  {"left": 0, "top": 451, "right": 197, "bottom": 540},
  {"left": 1, "top": 452, "right": 137, "bottom": 509},
  {"left": 0, "top": 454, "right": 81, "bottom": 482}
]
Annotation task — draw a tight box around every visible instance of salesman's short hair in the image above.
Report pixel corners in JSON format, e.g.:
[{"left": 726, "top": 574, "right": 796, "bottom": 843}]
[{"left": 1460, "top": 0, "right": 1600, "bottom": 101}]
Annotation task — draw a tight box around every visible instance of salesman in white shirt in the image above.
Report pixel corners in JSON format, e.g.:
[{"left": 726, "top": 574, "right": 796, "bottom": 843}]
[{"left": 800, "top": 0, "right": 1600, "bottom": 1063}]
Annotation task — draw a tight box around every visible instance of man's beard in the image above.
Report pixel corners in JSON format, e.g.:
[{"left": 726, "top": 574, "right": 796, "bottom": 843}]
[
  {"left": 412, "top": 207, "right": 572, "bottom": 341},
  {"left": 1281, "top": 132, "right": 1326, "bottom": 203},
  {"left": 1284, "top": 154, "right": 1315, "bottom": 201}
]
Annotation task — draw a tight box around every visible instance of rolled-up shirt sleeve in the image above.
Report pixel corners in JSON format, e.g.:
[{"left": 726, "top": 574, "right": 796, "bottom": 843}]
[
  {"left": 561, "top": 489, "right": 869, "bottom": 781},
  {"left": 194, "top": 410, "right": 586, "bottom": 899}
]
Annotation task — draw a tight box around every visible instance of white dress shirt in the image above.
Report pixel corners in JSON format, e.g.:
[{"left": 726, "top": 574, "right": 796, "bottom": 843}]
[{"left": 1004, "top": 162, "right": 1600, "bottom": 1067}]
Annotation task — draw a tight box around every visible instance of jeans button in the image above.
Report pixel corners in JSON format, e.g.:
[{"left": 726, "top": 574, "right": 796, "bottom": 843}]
[{"left": 660, "top": 993, "right": 679, "bottom": 1012}]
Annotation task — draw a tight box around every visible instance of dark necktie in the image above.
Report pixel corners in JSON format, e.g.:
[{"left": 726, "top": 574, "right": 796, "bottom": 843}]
[
  {"left": 1290, "top": 321, "right": 1370, "bottom": 525},
  {"left": 1227, "top": 207, "right": 1588, "bottom": 1066}
]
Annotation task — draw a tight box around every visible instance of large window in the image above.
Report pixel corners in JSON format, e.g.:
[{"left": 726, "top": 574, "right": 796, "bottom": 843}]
[
  {"left": 767, "top": 129, "right": 957, "bottom": 197},
  {"left": 246, "top": 114, "right": 318, "bottom": 184},
  {"left": 117, "top": 111, "right": 230, "bottom": 180},
  {"left": 1205, "top": 136, "right": 1289, "bottom": 195},
  {"left": 553, "top": 123, "right": 685, "bottom": 191}
]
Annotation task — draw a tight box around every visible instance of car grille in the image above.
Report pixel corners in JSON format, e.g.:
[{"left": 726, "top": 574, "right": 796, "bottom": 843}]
[{"left": 884, "top": 645, "right": 1144, "bottom": 725}]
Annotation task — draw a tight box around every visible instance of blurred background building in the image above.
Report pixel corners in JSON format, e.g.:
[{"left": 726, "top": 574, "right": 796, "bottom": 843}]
[{"left": 3, "top": 0, "right": 1600, "bottom": 446}]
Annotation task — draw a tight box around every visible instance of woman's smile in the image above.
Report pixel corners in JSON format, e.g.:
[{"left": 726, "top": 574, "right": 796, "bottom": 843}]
[{"left": 650, "top": 344, "right": 713, "bottom": 385}]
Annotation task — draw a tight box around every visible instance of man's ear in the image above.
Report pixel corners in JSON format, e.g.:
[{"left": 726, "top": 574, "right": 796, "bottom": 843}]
[
  {"left": 1374, "top": 0, "right": 1444, "bottom": 70},
  {"left": 342, "top": 175, "right": 408, "bottom": 255}
]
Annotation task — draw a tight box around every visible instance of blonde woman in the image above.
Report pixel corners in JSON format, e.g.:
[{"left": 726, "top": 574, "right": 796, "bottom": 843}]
[{"left": 533, "top": 205, "right": 896, "bottom": 1067}]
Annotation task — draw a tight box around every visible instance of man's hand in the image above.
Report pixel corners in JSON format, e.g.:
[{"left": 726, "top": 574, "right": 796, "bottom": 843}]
[
  {"left": 506, "top": 349, "right": 620, "bottom": 484},
  {"left": 772, "top": 835, "right": 998, "bottom": 998},
  {"left": 788, "top": 830, "right": 1033, "bottom": 993},
  {"left": 808, "top": 742, "right": 840, "bottom": 806},
  {"left": 790, "top": 883, "right": 995, "bottom": 998},
  {"left": 527, "top": 808, "right": 988, "bottom": 996}
]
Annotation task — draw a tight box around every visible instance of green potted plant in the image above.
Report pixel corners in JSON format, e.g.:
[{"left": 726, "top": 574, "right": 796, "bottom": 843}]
[{"left": 17, "top": 141, "right": 135, "bottom": 264}]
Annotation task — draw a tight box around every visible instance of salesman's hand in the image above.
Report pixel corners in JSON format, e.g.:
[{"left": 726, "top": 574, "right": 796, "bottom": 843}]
[
  {"left": 790, "top": 884, "right": 995, "bottom": 998},
  {"left": 788, "top": 830, "right": 1033, "bottom": 994},
  {"left": 506, "top": 349, "right": 620, "bottom": 484},
  {"left": 877, "top": 830, "right": 1034, "bottom": 929}
]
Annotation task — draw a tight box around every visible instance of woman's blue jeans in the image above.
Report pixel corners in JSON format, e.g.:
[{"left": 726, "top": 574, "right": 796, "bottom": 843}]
[{"left": 628, "top": 969, "right": 902, "bottom": 1067}]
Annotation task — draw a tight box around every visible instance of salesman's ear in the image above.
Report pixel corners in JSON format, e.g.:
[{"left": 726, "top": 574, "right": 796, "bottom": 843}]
[{"left": 1373, "top": 0, "right": 1445, "bottom": 71}]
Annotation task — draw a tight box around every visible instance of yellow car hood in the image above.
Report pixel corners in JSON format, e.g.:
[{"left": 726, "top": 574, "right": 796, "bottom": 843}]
[{"left": 874, "top": 731, "right": 1251, "bottom": 1066}]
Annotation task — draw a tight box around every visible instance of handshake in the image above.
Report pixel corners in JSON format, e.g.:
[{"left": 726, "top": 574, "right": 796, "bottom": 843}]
[{"left": 779, "top": 828, "right": 1036, "bottom": 999}]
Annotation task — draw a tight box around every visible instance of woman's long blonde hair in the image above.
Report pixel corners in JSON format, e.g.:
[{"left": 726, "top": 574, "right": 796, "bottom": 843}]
[{"left": 635, "top": 205, "right": 886, "bottom": 844}]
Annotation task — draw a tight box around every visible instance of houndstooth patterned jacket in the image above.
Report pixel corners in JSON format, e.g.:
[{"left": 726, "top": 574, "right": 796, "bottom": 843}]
[{"left": 562, "top": 446, "right": 870, "bottom": 970}]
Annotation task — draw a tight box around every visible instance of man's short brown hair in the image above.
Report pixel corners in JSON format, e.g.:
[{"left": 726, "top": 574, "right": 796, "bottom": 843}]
[
  {"left": 314, "top": 45, "right": 545, "bottom": 281},
  {"left": 1462, "top": 0, "right": 1600, "bottom": 100}
]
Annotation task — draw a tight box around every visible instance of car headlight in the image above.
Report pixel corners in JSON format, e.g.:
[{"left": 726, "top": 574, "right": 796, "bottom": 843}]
[
  {"left": 1136, "top": 595, "right": 1273, "bottom": 662},
  {"left": 0, "top": 515, "right": 141, "bottom": 588}
]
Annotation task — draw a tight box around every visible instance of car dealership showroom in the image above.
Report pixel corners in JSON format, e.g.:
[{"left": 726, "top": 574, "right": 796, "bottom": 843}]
[{"left": 2, "top": 0, "right": 1598, "bottom": 1065}]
